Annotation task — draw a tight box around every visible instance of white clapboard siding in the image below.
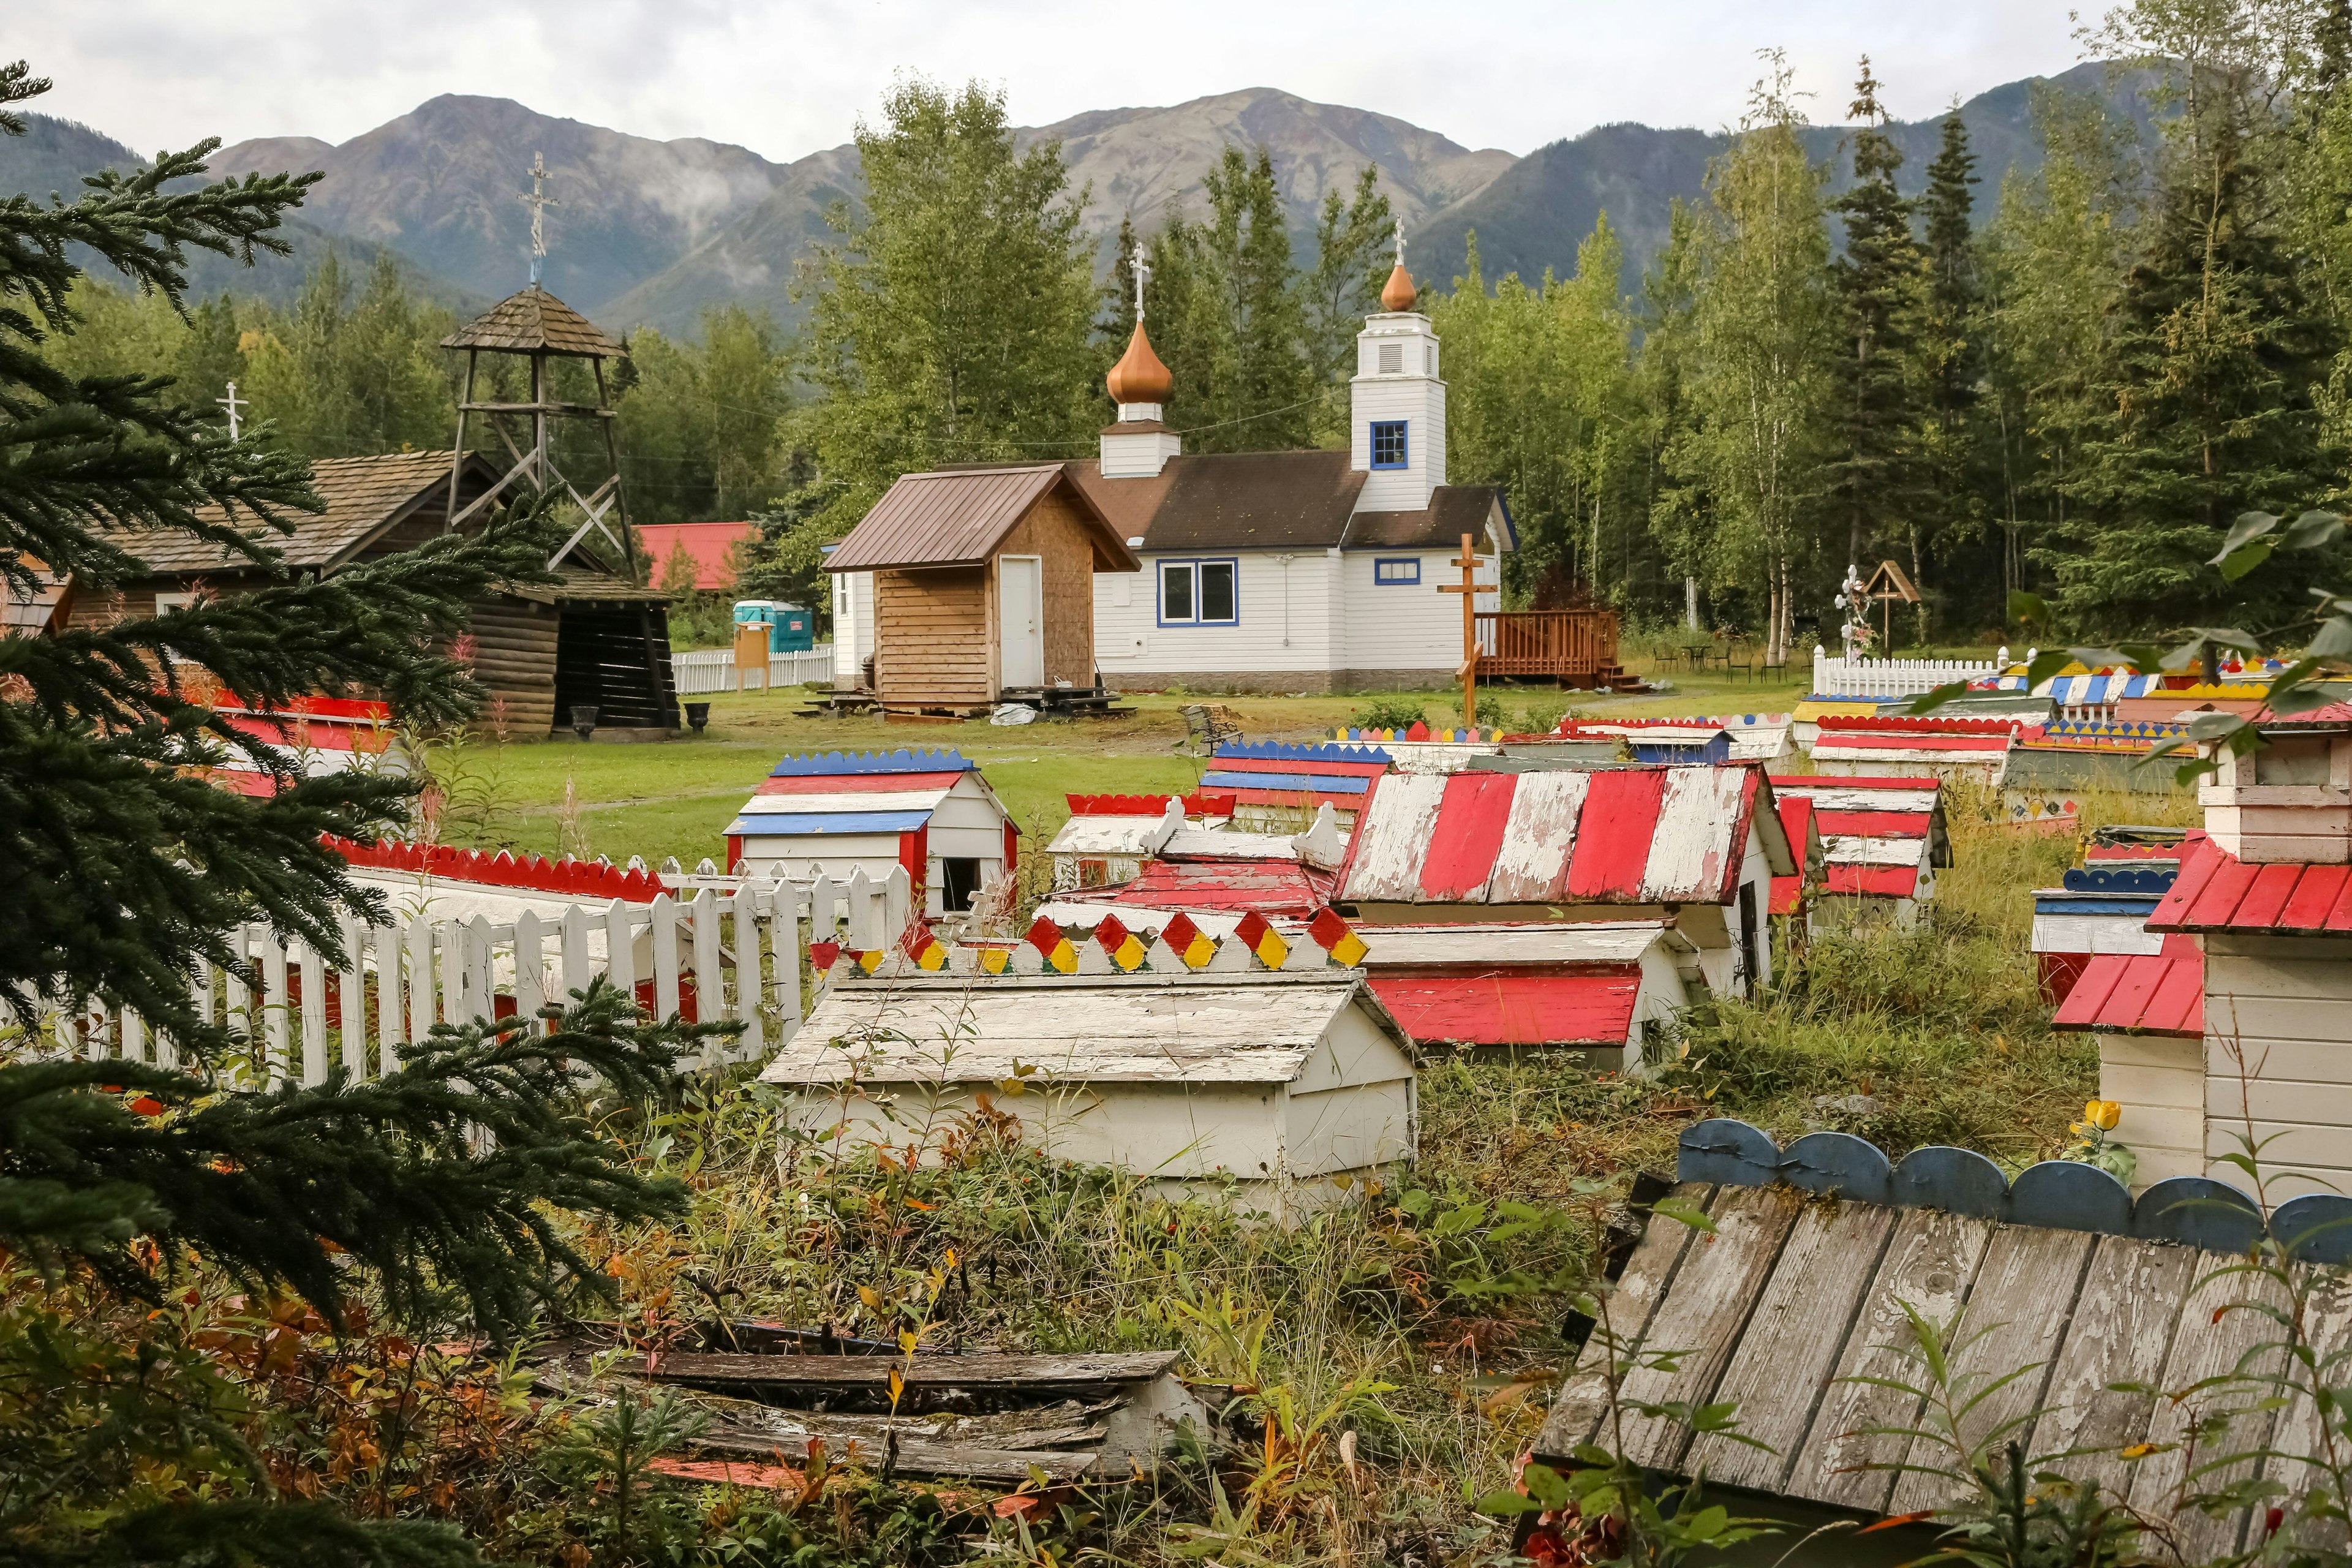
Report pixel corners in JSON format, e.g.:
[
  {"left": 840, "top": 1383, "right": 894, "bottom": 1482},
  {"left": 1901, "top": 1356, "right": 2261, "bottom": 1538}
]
[{"left": 0, "top": 867, "right": 912, "bottom": 1091}]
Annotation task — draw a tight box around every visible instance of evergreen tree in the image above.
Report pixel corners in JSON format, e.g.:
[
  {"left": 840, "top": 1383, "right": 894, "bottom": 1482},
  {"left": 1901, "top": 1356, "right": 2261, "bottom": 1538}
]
[
  {"left": 615, "top": 305, "right": 792, "bottom": 526},
  {"left": 1822, "top": 58, "right": 1928, "bottom": 624},
  {"left": 1637, "top": 199, "right": 1717, "bottom": 630},
  {"left": 1916, "top": 105, "right": 1991, "bottom": 632},
  {"left": 1146, "top": 145, "right": 1316, "bottom": 451},
  {"left": 797, "top": 77, "right": 1098, "bottom": 533},
  {"left": 2047, "top": 0, "right": 2344, "bottom": 633},
  {"left": 1302, "top": 165, "right": 1395, "bottom": 441},
  {"left": 0, "top": 60, "right": 700, "bottom": 1564}
]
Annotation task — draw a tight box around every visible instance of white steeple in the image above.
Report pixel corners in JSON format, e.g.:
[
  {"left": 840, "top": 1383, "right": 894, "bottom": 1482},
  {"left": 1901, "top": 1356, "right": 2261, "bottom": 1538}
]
[{"left": 1350, "top": 223, "right": 1445, "bottom": 511}]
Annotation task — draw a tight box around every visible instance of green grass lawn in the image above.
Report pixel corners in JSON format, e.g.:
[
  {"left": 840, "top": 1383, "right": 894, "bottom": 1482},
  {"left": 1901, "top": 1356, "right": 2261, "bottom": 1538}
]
[{"left": 442, "top": 669, "right": 1814, "bottom": 867}]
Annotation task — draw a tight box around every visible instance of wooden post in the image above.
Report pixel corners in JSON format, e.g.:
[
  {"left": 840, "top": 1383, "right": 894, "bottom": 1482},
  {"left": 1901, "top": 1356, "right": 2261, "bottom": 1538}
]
[{"left": 1438, "top": 532, "right": 1481, "bottom": 726}]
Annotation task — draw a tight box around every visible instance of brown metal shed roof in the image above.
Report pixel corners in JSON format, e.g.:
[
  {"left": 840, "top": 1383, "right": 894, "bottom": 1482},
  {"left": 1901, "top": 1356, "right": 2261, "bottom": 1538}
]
[
  {"left": 116, "top": 451, "right": 496, "bottom": 576},
  {"left": 826, "top": 464, "right": 1139, "bottom": 574},
  {"left": 442, "top": 285, "right": 624, "bottom": 358}
]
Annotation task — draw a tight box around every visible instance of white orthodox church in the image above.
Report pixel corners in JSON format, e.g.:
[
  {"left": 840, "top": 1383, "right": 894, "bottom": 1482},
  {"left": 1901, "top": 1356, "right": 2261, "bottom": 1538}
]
[{"left": 831, "top": 235, "right": 1510, "bottom": 696}]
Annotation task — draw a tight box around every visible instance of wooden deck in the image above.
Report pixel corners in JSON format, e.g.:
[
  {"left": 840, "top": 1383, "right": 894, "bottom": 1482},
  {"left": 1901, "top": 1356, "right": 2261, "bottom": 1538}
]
[{"left": 1474, "top": 609, "right": 1638, "bottom": 690}]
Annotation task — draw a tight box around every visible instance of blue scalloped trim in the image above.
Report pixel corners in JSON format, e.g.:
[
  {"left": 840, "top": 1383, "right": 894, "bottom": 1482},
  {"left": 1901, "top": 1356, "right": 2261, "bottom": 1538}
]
[{"left": 1676, "top": 1118, "right": 2352, "bottom": 1261}]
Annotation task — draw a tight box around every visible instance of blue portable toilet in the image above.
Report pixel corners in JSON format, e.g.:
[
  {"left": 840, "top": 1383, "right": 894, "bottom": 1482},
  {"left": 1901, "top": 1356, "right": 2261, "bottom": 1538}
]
[{"left": 733, "top": 601, "right": 815, "bottom": 654}]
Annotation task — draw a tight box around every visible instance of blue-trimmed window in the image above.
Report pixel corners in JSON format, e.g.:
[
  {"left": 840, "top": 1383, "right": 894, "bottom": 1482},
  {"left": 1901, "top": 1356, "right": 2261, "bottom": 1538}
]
[
  {"left": 1373, "top": 557, "right": 1422, "bottom": 585},
  {"left": 1158, "top": 558, "right": 1239, "bottom": 625},
  {"left": 1370, "top": 420, "right": 1408, "bottom": 469}
]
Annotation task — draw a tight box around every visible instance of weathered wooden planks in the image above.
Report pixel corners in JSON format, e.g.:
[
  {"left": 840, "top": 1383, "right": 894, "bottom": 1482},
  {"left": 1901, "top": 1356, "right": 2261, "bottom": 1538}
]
[
  {"left": 1535, "top": 1183, "right": 1714, "bottom": 1459},
  {"left": 1602, "top": 1185, "right": 1804, "bottom": 1470},
  {"left": 1416, "top": 772, "right": 1518, "bottom": 902},
  {"left": 1685, "top": 1197, "right": 1899, "bottom": 1493},
  {"left": 627, "top": 1349, "right": 1180, "bottom": 1391},
  {"left": 1885, "top": 1224, "right": 2097, "bottom": 1514},
  {"left": 1642, "top": 766, "right": 1749, "bottom": 903},
  {"left": 1341, "top": 773, "right": 1450, "bottom": 902},
  {"left": 1785, "top": 1208, "right": 1995, "bottom": 1512},
  {"left": 1564, "top": 771, "right": 1669, "bottom": 902},
  {"left": 2125, "top": 1261, "right": 2293, "bottom": 1562}
]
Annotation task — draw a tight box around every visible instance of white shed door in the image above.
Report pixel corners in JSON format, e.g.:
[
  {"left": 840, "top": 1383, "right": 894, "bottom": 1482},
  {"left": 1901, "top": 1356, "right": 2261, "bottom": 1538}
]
[{"left": 1000, "top": 556, "right": 1044, "bottom": 688}]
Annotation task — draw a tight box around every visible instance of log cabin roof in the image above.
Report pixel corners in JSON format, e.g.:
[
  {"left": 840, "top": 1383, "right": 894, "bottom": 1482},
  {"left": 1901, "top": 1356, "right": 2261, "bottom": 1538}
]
[
  {"left": 761, "top": 970, "right": 1408, "bottom": 1086},
  {"left": 1535, "top": 1118, "right": 2352, "bottom": 1543},
  {"left": 116, "top": 451, "right": 498, "bottom": 576},
  {"left": 442, "top": 285, "right": 624, "bottom": 358}
]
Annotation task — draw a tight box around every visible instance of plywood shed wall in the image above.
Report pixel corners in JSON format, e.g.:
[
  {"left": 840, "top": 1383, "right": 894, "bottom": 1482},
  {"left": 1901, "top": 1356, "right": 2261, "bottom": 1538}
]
[
  {"left": 875, "top": 567, "right": 989, "bottom": 710},
  {"left": 995, "top": 488, "right": 1101, "bottom": 687}
]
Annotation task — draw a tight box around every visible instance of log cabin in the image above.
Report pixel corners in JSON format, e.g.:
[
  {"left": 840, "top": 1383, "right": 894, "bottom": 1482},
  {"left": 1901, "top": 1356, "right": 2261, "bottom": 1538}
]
[
  {"left": 822, "top": 464, "right": 1140, "bottom": 715},
  {"left": 62, "top": 448, "right": 677, "bottom": 739}
]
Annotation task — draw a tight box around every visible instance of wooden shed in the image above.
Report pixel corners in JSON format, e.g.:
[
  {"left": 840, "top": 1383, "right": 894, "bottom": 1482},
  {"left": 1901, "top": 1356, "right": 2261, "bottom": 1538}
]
[
  {"left": 1532, "top": 1118, "right": 2352, "bottom": 1561},
  {"left": 763, "top": 969, "right": 1417, "bottom": 1219},
  {"left": 824, "top": 464, "right": 1139, "bottom": 715}
]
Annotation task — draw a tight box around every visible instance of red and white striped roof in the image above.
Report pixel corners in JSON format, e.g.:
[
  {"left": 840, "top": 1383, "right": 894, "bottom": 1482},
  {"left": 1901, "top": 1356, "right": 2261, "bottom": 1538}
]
[
  {"left": 1809, "top": 715, "right": 2016, "bottom": 769},
  {"left": 1768, "top": 776, "right": 1950, "bottom": 902},
  {"left": 1338, "top": 765, "right": 1790, "bottom": 908},
  {"left": 206, "top": 692, "right": 399, "bottom": 792}
]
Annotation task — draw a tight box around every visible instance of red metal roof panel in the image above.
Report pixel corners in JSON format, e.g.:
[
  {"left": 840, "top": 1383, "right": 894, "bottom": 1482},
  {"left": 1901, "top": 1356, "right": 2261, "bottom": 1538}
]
[
  {"left": 2278, "top": 863, "right": 2350, "bottom": 932},
  {"left": 1366, "top": 968, "right": 1642, "bottom": 1047},
  {"left": 2183, "top": 856, "right": 2261, "bottom": 929},
  {"left": 1565, "top": 769, "right": 1667, "bottom": 900},
  {"left": 1419, "top": 772, "right": 1515, "bottom": 902},
  {"left": 1825, "top": 864, "right": 1921, "bottom": 897},
  {"left": 2234, "top": 861, "right": 2306, "bottom": 929}
]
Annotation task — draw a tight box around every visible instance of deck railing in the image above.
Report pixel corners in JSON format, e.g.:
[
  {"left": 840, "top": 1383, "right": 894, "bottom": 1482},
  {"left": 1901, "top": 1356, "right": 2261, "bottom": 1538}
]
[{"left": 1473, "top": 609, "right": 1621, "bottom": 681}]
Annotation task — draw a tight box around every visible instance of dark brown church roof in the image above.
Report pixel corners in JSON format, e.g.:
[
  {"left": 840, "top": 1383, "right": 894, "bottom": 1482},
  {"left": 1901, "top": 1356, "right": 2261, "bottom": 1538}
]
[
  {"left": 1348, "top": 486, "right": 1509, "bottom": 550},
  {"left": 1066, "top": 451, "right": 1506, "bottom": 554},
  {"left": 826, "top": 464, "right": 1140, "bottom": 574},
  {"left": 121, "top": 451, "right": 496, "bottom": 576},
  {"left": 443, "top": 285, "right": 624, "bottom": 358}
]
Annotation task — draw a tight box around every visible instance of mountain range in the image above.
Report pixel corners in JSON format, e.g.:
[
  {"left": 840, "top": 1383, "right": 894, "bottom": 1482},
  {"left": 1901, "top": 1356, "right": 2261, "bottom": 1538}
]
[{"left": 6, "top": 64, "right": 2162, "bottom": 338}]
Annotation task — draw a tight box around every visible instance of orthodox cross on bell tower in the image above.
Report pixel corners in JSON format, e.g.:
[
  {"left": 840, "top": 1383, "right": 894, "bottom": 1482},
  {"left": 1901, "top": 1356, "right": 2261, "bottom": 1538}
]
[
  {"left": 216, "top": 379, "right": 246, "bottom": 442},
  {"left": 519, "top": 151, "right": 557, "bottom": 286},
  {"left": 1132, "top": 240, "right": 1151, "bottom": 322},
  {"left": 1393, "top": 216, "right": 1406, "bottom": 269}
]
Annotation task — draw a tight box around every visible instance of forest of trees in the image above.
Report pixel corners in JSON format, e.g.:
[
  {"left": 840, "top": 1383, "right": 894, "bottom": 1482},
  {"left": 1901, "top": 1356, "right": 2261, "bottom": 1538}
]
[{"left": 47, "top": 0, "right": 2352, "bottom": 654}]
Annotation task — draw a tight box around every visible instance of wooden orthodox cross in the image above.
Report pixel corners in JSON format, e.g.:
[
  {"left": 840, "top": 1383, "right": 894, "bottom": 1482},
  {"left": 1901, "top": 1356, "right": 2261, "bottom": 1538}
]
[
  {"left": 216, "top": 379, "right": 245, "bottom": 442},
  {"left": 1439, "top": 532, "right": 1480, "bottom": 727}
]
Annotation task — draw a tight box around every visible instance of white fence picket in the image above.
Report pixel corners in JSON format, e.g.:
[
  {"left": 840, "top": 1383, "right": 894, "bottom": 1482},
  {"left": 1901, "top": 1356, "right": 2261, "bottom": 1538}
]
[
  {"left": 296, "top": 938, "right": 328, "bottom": 1085},
  {"left": 374, "top": 923, "right": 402, "bottom": 1074},
  {"left": 338, "top": 918, "right": 366, "bottom": 1076},
  {"left": 650, "top": 894, "right": 681, "bottom": 1021},
  {"left": 671, "top": 645, "right": 837, "bottom": 696},
  {"left": 731, "top": 884, "right": 764, "bottom": 1060},
  {"left": 260, "top": 930, "right": 289, "bottom": 1085}
]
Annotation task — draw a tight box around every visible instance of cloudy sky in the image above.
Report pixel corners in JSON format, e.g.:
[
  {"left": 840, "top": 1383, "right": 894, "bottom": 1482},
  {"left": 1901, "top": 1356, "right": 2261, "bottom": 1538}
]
[{"left": 26, "top": 1, "right": 2086, "bottom": 159}]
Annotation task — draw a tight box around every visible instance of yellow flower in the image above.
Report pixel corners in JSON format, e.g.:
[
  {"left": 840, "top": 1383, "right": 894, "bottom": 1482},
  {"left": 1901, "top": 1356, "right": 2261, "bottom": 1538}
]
[{"left": 2084, "top": 1099, "right": 2122, "bottom": 1132}]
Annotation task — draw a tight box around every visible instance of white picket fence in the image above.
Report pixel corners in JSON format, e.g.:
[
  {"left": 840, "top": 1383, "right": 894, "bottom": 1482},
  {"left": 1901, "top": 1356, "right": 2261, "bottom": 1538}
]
[
  {"left": 1809, "top": 646, "right": 2007, "bottom": 700},
  {"left": 672, "top": 646, "right": 835, "bottom": 696},
  {"left": 13, "top": 866, "right": 914, "bottom": 1088}
]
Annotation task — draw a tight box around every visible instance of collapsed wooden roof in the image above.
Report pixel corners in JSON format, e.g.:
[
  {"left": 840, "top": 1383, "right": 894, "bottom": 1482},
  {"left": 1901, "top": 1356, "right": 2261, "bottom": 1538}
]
[{"left": 1536, "top": 1119, "right": 2352, "bottom": 1557}]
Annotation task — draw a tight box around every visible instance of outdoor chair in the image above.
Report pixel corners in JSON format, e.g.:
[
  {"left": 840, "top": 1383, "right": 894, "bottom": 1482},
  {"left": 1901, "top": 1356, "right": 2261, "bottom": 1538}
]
[{"left": 1181, "top": 702, "right": 1245, "bottom": 753}]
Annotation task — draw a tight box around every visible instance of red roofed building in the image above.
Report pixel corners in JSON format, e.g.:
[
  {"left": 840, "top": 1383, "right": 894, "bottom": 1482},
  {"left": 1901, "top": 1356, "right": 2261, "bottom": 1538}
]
[
  {"left": 639, "top": 522, "right": 758, "bottom": 591},
  {"left": 2103, "top": 703, "right": 2352, "bottom": 1196},
  {"left": 1334, "top": 763, "right": 1797, "bottom": 998},
  {"left": 1766, "top": 776, "right": 1948, "bottom": 929}
]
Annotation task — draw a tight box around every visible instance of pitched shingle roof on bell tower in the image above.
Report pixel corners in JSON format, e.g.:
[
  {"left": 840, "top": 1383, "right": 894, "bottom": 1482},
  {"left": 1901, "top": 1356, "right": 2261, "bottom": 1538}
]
[{"left": 442, "top": 284, "right": 624, "bottom": 358}]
